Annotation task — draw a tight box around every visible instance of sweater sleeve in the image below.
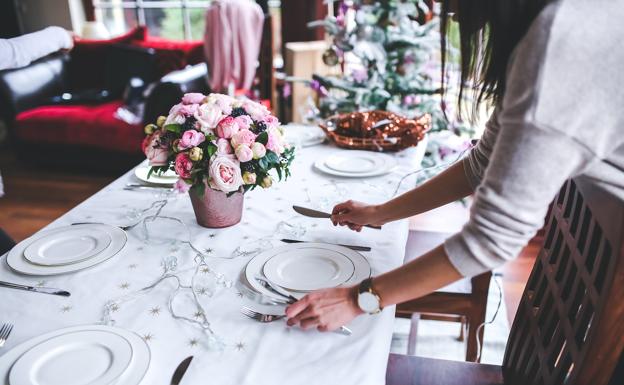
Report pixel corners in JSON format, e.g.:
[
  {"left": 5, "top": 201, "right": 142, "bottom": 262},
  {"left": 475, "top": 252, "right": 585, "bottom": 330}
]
[
  {"left": 462, "top": 109, "right": 501, "bottom": 191},
  {"left": 0, "top": 26, "right": 72, "bottom": 70}
]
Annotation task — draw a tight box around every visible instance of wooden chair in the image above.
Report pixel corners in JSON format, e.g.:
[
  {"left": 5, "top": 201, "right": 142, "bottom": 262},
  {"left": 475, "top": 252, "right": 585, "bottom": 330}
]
[
  {"left": 397, "top": 217, "right": 491, "bottom": 362},
  {"left": 387, "top": 179, "right": 624, "bottom": 385}
]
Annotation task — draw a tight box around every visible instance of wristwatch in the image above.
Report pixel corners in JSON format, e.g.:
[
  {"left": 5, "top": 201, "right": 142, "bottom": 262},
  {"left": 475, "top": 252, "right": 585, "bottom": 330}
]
[{"left": 357, "top": 277, "right": 382, "bottom": 314}]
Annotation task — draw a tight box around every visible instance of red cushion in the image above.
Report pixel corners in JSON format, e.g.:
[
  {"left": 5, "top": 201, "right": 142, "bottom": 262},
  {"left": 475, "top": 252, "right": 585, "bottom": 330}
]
[
  {"left": 133, "top": 37, "right": 204, "bottom": 77},
  {"left": 69, "top": 27, "right": 147, "bottom": 90},
  {"left": 15, "top": 101, "right": 143, "bottom": 154}
]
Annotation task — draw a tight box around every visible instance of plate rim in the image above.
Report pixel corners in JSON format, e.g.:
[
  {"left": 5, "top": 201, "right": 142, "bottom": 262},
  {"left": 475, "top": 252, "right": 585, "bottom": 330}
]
[
  {"left": 262, "top": 246, "right": 356, "bottom": 291},
  {"left": 324, "top": 154, "right": 384, "bottom": 174},
  {"left": 6, "top": 224, "right": 127, "bottom": 276},
  {"left": 244, "top": 242, "right": 371, "bottom": 302},
  {"left": 8, "top": 329, "right": 133, "bottom": 385},
  {"left": 0, "top": 325, "right": 150, "bottom": 385},
  {"left": 134, "top": 166, "right": 177, "bottom": 186},
  {"left": 314, "top": 151, "right": 397, "bottom": 178},
  {"left": 23, "top": 228, "right": 112, "bottom": 267}
]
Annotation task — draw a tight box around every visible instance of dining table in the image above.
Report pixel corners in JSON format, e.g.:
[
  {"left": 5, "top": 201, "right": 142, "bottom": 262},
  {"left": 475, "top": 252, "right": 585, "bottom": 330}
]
[{"left": 0, "top": 139, "right": 426, "bottom": 385}]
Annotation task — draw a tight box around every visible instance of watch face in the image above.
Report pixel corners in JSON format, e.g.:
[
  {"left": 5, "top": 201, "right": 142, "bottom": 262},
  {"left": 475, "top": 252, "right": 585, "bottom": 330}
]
[{"left": 358, "top": 291, "right": 380, "bottom": 313}]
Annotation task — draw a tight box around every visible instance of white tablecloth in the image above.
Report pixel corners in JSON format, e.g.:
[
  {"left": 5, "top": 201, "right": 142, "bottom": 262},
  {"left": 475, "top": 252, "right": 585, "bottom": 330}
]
[{"left": 0, "top": 143, "right": 424, "bottom": 385}]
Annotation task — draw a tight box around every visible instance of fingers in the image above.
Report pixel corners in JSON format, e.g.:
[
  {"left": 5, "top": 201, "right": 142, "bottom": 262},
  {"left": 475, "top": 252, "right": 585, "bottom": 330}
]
[
  {"left": 285, "top": 296, "right": 309, "bottom": 319},
  {"left": 332, "top": 200, "right": 354, "bottom": 215}
]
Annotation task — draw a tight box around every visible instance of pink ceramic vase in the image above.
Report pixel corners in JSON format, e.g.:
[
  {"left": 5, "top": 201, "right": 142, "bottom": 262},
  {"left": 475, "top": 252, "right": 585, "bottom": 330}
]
[{"left": 189, "top": 186, "right": 244, "bottom": 228}]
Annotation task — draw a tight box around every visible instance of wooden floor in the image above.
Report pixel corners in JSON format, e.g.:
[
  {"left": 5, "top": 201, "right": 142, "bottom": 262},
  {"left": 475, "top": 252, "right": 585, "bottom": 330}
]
[{"left": 0, "top": 148, "right": 536, "bottom": 324}]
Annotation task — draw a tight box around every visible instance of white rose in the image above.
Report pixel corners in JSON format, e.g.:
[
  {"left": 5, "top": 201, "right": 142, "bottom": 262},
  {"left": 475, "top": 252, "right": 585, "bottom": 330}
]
[
  {"left": 242, "top": 100, "right": 270, "bottom": 122},
  {"left": 207, "top": 93, "right": 235, "bottom": 115},
  {"left": 195, "top": 104, "right": 224, "bottom": 133},
  {"left": 164, "top": 104, "right": 186, "bottom": 126}
]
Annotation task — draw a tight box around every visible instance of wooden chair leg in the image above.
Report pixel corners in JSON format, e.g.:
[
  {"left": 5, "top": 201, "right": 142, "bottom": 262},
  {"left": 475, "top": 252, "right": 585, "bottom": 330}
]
[
  {"left": 458, "top": 316, "right": 466, "bottom": 342},
  {"left": 407, "top": 313, "right": 420, "bottom": 356}
]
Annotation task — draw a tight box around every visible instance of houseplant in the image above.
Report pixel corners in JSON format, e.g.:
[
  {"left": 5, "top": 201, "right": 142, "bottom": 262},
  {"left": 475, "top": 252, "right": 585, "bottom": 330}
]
[{"left": 142, "top": 93, "right": 294, "bottom": 228}]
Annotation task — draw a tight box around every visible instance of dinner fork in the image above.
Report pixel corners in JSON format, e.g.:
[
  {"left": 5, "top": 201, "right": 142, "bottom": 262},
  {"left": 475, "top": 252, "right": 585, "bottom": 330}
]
[
  {"left": 71, "top": 221, "right": 139, "bottom": 231},
  {"left": 241, "top": 306, "right": 286, "bottom": 323},
  {"left": 0, "top": 323, "right": 14, "bottom": 348}
]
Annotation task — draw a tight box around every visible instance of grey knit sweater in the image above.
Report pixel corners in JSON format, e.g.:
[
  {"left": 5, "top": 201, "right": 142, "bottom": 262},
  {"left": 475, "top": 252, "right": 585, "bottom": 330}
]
[{"left": 444, "top": 0, "right": 624, "bottom": 277}]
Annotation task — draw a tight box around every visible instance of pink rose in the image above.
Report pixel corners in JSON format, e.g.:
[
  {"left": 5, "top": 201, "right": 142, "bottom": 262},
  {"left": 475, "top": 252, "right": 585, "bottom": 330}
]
[
  {"left": 242, "top": 100, "right": 270, "bottom": 122},
  {"left": 194, "top": 104, "right": 224, "bottom": 133},
  {"left": 174, "top": 153, "right": 194, "bottom": 179},
  {"left": 251, "top": 142, "right": 266, "bottom": 159},
  {"left": 207, "top": 93, "right": 235, "bottom": 115},
  {"left": 235, "top": 144, "right": 253, "bottom": 162},
  {"left": 266, "top": 128, "right": 284, "bottom": 154},
  {"left": 208, "top": 155, "right": 243, "bottom": 192},
  {"left": 216, "top": 116, "right": 239, "bottom": 139},
  {"left": 234, "top": 115, "right": 253, "bottom": 131},
  {"left": 182, "top": 93, "right": 206, "bottom": 105},
  {"left": 216, "top": 138, "right": 233, "bottom": 155},
  {"left": 164, "top": 104, "right": 186, "bottom": 126},
  {"left": 179, "top": 130, "right": 205, "bottom": 150},
  {"left": 262, "top": 115, "right": 279, "bottom": 129},
  {"left": 143, "top": 131, "right": 169, "bottom": 166},
  {"left": 174, "top": 179, "right": 191, "bottom": 193},
  {"left": 231, "top": 129, "right": 256, "bottom": 148}
]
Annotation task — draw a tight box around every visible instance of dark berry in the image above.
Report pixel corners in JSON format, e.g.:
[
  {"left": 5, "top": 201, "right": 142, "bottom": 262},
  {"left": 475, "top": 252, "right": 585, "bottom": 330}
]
[
  {"left": 253, "top": 121, "right": 267, "bottom": 134},
  {"left": 240, "top": 161, "right": 257, "bottom": 173},
  {"left": 230, "top": 107, "right": 248, "bottom": 118},
  {"left": 181, "top": 117, "right": 197, "bottom": 132}
]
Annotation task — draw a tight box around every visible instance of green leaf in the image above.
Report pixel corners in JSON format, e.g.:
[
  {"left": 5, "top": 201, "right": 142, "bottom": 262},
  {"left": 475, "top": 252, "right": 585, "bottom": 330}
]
[
  {"left": 265, "top": 151, "right": 279, "bottom": 164},
  {"left": 276, "top": 165, "right": 283, "bottom": 181},
  {"left": 164, "top": 124, "right": 182, "bottom": 134},
  {"left": 147, "top": 167, "right": 155, "bottom": 180},
  {"left": 258, "top": 157, "right": 269, "bottom": 169},
  {"left": 206, "top": 143, "right": 218, "bottom": 158},
  {"left": 256, "top": 131, "right": 268, "bottom": 145}
]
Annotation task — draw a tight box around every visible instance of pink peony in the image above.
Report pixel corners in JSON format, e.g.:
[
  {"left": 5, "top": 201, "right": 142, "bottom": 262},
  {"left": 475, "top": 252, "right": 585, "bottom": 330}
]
[
  {"left": 194, "top": 103, "right": 224, "bottom": 132},
  {"left": 182, "top": 93, "right": 206, "bottom": 105},
  {"left": 262, "top": 115, "right": 279, "bottom": 129},
  {"left": 143, "top": 131, "right": 169, "bottom": 166},
  {"left": 216, "top": 116, "right": 239, "bottom": 139},
  {"left": 178, "top": 103, "right": 199, "bottom": 117},
  {"left": 216, "top": 138, "right": 233, "bottom": 155},
  {"left": 234, "top": 115, "right": 253, "bottom": 131},
  {"left": 230, "top": 129, "right": 256, "bottom": 148},
  {"left": 251, "top": 142, "right": 266, "bottom": 159},
  {"left": 179, "top": 130, "right": 205, "bottom": 150},
  {"left": 207, "top": 93, "right": 235, "bottom": 115},
  {"left": 208, "top": 155, "right": 243, "bottom": 192},
  {"left": 266, "top": 128, "right": 285, "bottom": 154},
  {"left": 174, "top": 179, "right": 191, "bottom": 193},
  {"left": 242, "top": 100, "right": 270, "bottom": 122},
  {"left": 174, "top": 153, "right": 194, "bottom": 179},
  {"left": 164, "top": 104, "right": 186, "bottom": 126},
  {"left": 235, "top": 144, "right": 253, "bottom": 162}
]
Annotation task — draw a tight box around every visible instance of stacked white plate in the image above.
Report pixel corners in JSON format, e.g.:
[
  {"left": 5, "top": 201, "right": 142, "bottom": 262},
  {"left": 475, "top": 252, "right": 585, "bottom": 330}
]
[
  {"left": 282, "top": 123, "right": 326, "bottom": 147},
  {"left": 314, "top": 151, "right": 397, "bottom": 178},
  {"left": 134, "top": 166, "right": 178, "bottom": 186},
  {"left": 245, "top": 243, "right": 371, "bottom": 301},
  {"left": 6, "top": 224, "right": 126, "bottom": 276},
  {"left": 0, "top": 325, "right": 150, "bottom": 385}
]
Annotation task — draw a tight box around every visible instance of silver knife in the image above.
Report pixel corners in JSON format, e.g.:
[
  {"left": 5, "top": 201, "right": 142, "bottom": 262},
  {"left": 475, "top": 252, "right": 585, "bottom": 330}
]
[
  {"left": 0, "top": 281, "right": 70, "bottom": 297},
  {"left": 170, "top": 356, "right": 193, "bottom": 385},
  {"left": 281, "top": 238, "right": 371, "bottom": 252},
  {"left": 292, "top": 206, "right": 382, "bottom": 230}
]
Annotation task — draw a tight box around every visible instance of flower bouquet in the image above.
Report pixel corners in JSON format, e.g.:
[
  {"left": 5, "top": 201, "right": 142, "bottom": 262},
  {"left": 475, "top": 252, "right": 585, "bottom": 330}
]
[{"left": 142, "top": 93, "right": 295, "bottom": 228}]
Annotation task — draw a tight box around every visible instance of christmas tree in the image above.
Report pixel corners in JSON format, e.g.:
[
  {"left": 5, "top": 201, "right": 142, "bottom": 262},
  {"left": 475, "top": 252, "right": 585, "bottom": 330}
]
[{"left": 307, "top": 0, "right": 474, "bottom": 167}]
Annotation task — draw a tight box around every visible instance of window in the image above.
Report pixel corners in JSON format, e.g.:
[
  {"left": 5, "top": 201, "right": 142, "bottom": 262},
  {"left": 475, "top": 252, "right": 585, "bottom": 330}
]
[{"left": 93, "top": 0, "right": 212, "bottom": 40}]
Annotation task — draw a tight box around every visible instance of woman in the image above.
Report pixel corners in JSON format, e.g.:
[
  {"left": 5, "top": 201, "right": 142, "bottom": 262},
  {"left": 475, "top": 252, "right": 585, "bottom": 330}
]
[{"left": 285, "top": 0, "right": 624, "bottom": 331}]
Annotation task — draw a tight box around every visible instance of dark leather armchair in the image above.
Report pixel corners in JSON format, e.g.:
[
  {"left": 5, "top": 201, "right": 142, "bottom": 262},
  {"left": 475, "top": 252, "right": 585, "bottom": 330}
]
[{"left": 0, "top": 51, "right": 208, "bottom": 172}]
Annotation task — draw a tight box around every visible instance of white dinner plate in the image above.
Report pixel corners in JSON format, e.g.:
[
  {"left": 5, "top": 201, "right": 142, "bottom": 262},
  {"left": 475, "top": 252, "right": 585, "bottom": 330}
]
[
  {"left": 0, "top": 325, "right": 150, "bottom": 385},
  {"left": 134, "top": 166, "right": 178, "bottom": 185},
  {"left": 314, "top": 151, "right": 397, "bottom": 178},
  {"left": 245, "top": 243, "right": 371, "bottom": 302},
  {"left": 282, "top": 124, "right": 326, "bottom": 147},
  {"left": 263, "top": 246, "right": 355, "bottom": 292},
  {"left": 9, "top": 330, "right": 133, "bottom": 385},
  {"left": 6, "top": 224, "right": 127, "bottom": 276},
  {"left": 23, "top": 228, "right": 112, "bottom": 266}
]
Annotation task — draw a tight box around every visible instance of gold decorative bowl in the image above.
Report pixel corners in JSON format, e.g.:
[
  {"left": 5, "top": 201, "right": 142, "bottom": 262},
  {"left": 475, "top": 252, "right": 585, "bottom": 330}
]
[{"left": 320, "top": 110, "right": 430, "bottom": 152}]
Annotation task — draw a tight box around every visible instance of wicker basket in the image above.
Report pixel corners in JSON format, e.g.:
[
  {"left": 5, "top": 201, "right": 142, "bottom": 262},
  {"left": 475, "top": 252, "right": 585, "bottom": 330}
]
[{"left": 319, "top": 110, "right": 431, "bottom": 152}]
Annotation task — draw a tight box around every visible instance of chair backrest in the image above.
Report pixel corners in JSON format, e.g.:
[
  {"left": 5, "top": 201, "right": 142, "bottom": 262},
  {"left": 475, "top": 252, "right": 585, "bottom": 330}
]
[{"left": 502, "top": 179, "right": 624, "bottom": 385}]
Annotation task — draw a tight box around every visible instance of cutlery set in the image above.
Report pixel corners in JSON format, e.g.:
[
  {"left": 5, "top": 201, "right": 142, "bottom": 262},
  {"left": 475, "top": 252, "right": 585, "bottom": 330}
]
[{"left": 0, "top": 281, "right": 70, "bottom": 297}]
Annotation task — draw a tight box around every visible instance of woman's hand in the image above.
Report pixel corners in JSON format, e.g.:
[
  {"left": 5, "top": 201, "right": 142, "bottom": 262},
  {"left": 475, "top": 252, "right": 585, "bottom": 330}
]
[
  {"left": 331, "top": 200, "right": 385, "bottom": 232},
  {"left": 285, "top": 286, "right": 363, "bottom": 332}
]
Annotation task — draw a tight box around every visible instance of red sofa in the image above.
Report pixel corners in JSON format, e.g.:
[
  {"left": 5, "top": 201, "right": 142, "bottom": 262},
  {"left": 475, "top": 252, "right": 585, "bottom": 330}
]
[{"left": 0, "top": 27, "right": 208, "bottom": 172}]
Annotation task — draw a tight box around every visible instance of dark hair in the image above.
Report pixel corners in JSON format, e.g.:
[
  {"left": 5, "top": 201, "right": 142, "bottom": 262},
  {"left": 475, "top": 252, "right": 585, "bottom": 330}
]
[{"left": 440, "top": 0, "right": 551, "bottom": 121}]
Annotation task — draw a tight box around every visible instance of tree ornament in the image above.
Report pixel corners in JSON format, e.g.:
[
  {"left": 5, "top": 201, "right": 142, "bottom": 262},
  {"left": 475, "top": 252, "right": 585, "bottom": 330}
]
[{"left": 322, "top": 48, "right": 340, "bottom": 66}]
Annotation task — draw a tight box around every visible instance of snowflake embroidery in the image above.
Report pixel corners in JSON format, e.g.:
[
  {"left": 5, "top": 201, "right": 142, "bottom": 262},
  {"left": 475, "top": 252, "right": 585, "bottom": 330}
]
[
  {"left": 235, "top": 341, "right": 246, "bottom": 351},
  {"left": 142, "top": 333, "right": 154, "bottom": 342},
  {"left": 60, "top": 305, "right": 72, "bottom": 313},
  {"left": 188, "top": 338, "right": 199, "bottom": 347},
  {"left": 119, "top": 282, "right": 130, "bottom": 290},
  {"left": 149, "top": 306, "right": 161, "bottom": 316},
  {"left": 128, "top": 264, "right": 138, "bottom": 269}
]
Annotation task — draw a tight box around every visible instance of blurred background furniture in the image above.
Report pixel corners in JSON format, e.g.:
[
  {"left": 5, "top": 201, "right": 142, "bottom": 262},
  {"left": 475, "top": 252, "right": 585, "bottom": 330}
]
[{"left": 387, "top": 179, "right": 624, "bottom": 385}]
